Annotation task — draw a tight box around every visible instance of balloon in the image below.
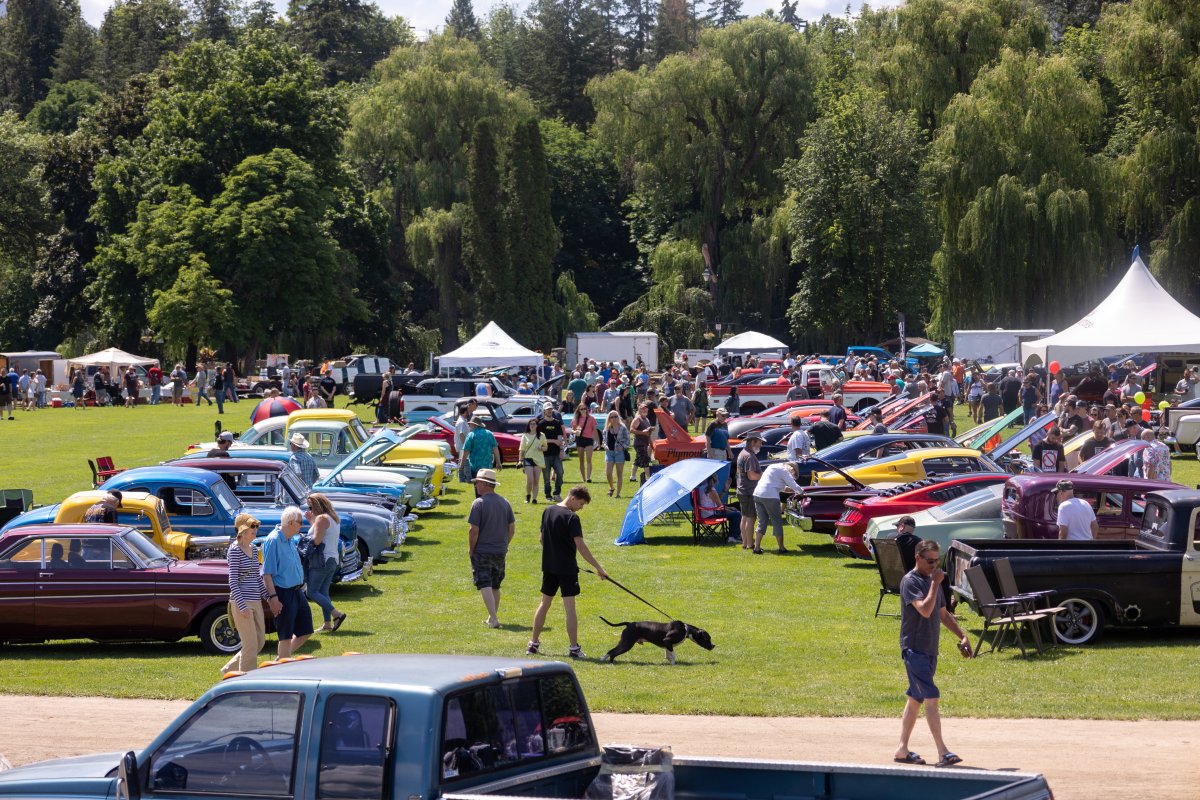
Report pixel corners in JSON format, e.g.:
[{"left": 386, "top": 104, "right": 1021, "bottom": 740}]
[
  {"left": 1048, "top": 360, "right": 1061, "bottom": 374},
  {"left": 1142, "top": 409, "right": 1151, "bottom": 422},
  {"left": 1159, "top": 400, "right": 1170, "bottom": 410},
  {"left": 1134, "top": 391, "right": 1146, "bottom": 405}
]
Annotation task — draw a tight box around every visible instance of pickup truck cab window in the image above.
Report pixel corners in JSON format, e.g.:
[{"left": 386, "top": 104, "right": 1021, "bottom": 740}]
[
  {"left": 440, "top": 675, "right": 592, "bottom": 784},
  {"left": 149, "top": 691, "right": 303, "bottom": 797},
  {"left": 317, "top": 695, "right": 395, "bottom": 800},
  {"left": 159, "top": 488, "right": 214, "bottom": 517}
]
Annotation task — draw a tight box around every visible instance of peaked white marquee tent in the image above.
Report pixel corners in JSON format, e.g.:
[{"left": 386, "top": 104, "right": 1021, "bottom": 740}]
[
  {"left": 1021, "top": 249, "right": 1200, "bottom": 366},
  {"left": 715, "top": 331, "right": 789, "bottom": 354},
  {"left": 67, "top": 347, "right": 158, "bottom": 373},
  {"left": 438, "top": 321, "right": 542, "bottom": 369}
]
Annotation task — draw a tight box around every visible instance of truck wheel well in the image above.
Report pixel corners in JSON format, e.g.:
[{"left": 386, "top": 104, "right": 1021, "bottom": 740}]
[
  {"left": 852, "top": 398, "right": 881, "bottom": 412},
  {"left": 740, "top": 402, "right": 766, "bottom": 415}
]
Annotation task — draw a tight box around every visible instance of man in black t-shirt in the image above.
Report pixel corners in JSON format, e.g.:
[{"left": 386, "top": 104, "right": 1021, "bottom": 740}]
[
  {"left": 318, "top": 370, "right": 338, "bottom": 405},
  {"left": 537, "top": 405, "right": 566, "bottom": 501},
  {"left": 0, "top": 376, "right": 11, "bottom": 419},
  {"left": 527, "top": 485, "right": 608, "bottom": 659},
  {"left": 1031, "top": 426, "right": 1066, "bottom": 472},
  {"left": 926, "top": 391, "right": 950, "bottom": 436},
  {"left": 809, "top": 411, "right": 844, "bottom": 451},
  {"left": 999, "top": 370, "right": 1022, "bottom": 414}
]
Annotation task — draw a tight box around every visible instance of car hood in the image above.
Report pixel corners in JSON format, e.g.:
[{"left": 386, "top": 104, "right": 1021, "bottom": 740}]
[
  {"left": 0, "top": 751, "right": 121, "bottom": 784},
  {"left": 0, "top": 504, "right": 58, "bottom": 534}
]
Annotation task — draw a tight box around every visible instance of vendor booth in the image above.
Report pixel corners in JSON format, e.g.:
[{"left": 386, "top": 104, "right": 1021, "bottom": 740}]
[{"left": 438, "top": 322, "right": 542, "bottom": 371}]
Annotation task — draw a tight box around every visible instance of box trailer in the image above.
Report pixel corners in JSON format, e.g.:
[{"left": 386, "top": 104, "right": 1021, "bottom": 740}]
[
  {"left": 566, "top": 332, "right": 659, "bottom": 370},
  {"left": 952, "top": 329, "right": 1055, "bottom": 364}
]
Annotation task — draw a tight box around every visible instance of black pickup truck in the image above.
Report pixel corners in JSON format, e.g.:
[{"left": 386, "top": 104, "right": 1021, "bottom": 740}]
[{"left": 947, "top": 488, "right": 1200, "bottom": 645}]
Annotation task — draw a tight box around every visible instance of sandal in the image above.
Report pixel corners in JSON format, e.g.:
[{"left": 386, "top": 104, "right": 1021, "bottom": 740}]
[
  {"left": 894, "top": 752, "right": 925, "bottom": 765},
  {"left": 935, "top": 753, "right": 962, "bottom": 767},
  {"left": 331, "top": 612, "right": 347, "bottom": 632},
  {"left": 607, "top": 489, "right": 614, "bottom": 497}
]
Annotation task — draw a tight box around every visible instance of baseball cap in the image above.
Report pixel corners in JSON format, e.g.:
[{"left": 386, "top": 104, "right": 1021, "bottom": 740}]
[{"left": 218, "top": 431, "right": 234, "bottom": 442}]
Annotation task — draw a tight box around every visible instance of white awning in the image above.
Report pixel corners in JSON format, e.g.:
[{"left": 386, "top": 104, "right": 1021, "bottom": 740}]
[
  {"left": 714, "top": 331, "right": 788, "bottom": 353},
  {"left": 1021, "top": 250, "right": 1200, "bottom": 366},
  {"left": 438, "top": 322, "right": 542, "bottom": 368},
  {"left": 67, "top": 347, "right": 159, "bottom": 373}
]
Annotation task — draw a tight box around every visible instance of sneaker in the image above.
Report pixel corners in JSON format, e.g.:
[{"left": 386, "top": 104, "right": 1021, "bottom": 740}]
[
  {"left": 525, "top": 494, "right": 531, "bottom": 503},
  {"left": 526, "top": 641, "right": 540, "bottom": 655},
  {"left": 531, "top": 497, "right": 538, "bottom": 504},
  {"left": 552, "top": 494, "right": 562, "bottom": 502},
  {"left": 568, "top": 644, "right": 585, "bottom": 659}
]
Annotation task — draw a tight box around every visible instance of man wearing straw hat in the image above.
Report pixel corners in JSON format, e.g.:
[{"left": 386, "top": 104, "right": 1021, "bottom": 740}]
[
  {"left": 288, "top": 432, "right": 319, "bottom": 489},
  {"left": 467, "top": 468, "right": 515, "bottom": 629}
]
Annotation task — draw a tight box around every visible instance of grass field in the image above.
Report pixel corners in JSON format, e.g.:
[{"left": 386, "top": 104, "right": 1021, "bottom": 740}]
[{"left": 3, "top": 399, "right": 1200, "bottom": 719}]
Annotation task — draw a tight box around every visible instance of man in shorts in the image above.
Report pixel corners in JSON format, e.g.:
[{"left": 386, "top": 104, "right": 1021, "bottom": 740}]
[
  {"left": 527, "top": 485, "right": 608, "bottom": 659},
  {"left": 894, "top": 539, "right": 972, "bottom": 768},
  {"left": 467, "top": 469, "right": 515, "bottom": 629},
  {"left": 736, "top": 431, "right": 764, "bottom": 549},
  {"left": 261, "top": 506, "right": 313, "bottom": 659}
]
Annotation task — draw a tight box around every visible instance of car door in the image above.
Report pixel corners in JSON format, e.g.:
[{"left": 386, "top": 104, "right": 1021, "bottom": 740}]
[
  {"left": 0, "top": 536, "right": 41, "bottom": 638},
  {"left": 1181, "top": 507, "right": 1200, "bottom": 625},
  {"left": 35, "top": 536, "right": 155, "bottom": 637},
  {"left": 156, "top": 486, "right": 222, "bottom": 537}
]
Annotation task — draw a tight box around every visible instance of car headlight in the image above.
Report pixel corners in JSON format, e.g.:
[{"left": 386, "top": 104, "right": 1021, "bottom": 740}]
[{"left": 424, "top": 481, "right": 435, "bottom": 496}]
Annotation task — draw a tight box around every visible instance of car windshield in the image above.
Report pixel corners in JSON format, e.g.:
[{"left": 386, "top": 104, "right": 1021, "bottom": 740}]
[
  {"left": 929, "top": 485, "right": 1003, "bottom": 521},
  {"left": 276, "top": 470, "right": 307, "bottom": 503},
  {"left": 210, "top": 480, "right": 243, "bottom": 516},
  {"left": 121, "top": 529, "right": 172, "bottom": 564},
  {"left": 350, "top": 417, "right": 369, "bottom": 444}
]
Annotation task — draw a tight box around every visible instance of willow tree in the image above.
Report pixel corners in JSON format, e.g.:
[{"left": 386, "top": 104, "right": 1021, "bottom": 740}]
[
  {"left": 588, "top": 18, "right": 813, "bottom": 331},
  {"left": 1101, "top": 0, "right": 1200, "bottom": 303},
  {"left": 927, "top": 48, "right": 1114, "bottom": 339}
]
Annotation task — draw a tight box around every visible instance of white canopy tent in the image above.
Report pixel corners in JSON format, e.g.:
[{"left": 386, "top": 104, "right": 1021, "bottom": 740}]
[
  {"left": 1021, "top": 250, "right": 1200, "bottom": 366},
  {"left": 67, "top": 347, "right": 158, "bottom": 373},
  {"left": 714, "top": 331, "right": 789, "bottom": 354},
  {"left": 438, "top": 321, "right": 542, "bottom": 369}
]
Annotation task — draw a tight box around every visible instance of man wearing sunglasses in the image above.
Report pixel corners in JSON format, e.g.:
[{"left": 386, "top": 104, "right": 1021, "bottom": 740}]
[{"left": 894, "top": 538, "right": 972, "bottom": 769}]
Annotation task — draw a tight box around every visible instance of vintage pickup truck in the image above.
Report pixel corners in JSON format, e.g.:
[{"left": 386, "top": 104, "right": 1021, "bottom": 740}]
[
  {"left": 0, "top": 654, "right": 1053, "bottom": 800},
  {"left": 948, "top": 488, "right": 1200, "bottom": 645}
]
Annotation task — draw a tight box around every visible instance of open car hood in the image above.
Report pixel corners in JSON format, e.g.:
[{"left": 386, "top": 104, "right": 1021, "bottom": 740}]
[
  {"left": 803, "top": 456, "right": 868, "bottom": 489},
  {"left": 1072, "top": 438, "right": 1149, "bottom": 475},
  {"left": 989, "top": 411, "right": 1058, "bottom": 459}
]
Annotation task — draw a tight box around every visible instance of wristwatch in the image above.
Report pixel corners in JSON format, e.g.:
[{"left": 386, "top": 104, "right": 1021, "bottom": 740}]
[{"left": 268, "top": 593, "right": 278, "bottom": 599}]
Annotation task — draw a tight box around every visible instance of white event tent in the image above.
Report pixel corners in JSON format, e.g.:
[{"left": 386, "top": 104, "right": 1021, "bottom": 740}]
[
  {"left": 438, "top": 321, "right": 542, "bottom": 369},
  {"left": 67, "top": 347, "right": 158, "bottom": 373},
  {"left": 1021, "top": 249, "right": 1200, "bottom": 366},
  {"left": 714, "top": 331, "right": 789, "bottom": 354}
]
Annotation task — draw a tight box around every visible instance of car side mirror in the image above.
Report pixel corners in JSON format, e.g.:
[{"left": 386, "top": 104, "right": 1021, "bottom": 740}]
[{"left": 116, "top": 751, "right": 141, "bottom": 800}]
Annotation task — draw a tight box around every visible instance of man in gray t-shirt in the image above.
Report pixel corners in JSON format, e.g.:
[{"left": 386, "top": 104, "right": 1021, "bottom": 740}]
[
  {"left": 894, "top": 539, "right": 972, "bottom": 768},
  {"left": 667, "top": 385, "right": 694, "bottom": 429},
  {"left": 735, "top": 433, "right": 763, "bottom": 549},
  {"left": 467, "top": 469, "right": 515, "bottom": 629}
]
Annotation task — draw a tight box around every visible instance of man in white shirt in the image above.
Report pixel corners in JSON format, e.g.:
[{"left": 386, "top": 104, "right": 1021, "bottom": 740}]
[
  {"left": 786, "top": 416, "right": 811, "bottom": 461},
  {"left": 1055, "top": 480, "right": 1099, "bottom": 540}
]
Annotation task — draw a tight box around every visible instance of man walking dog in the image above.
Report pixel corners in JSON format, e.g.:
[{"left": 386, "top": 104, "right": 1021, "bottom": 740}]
[
  {"left": 467, "top": 469, "right": 515, "bottom": 629},
  {"left": 894, "top": 539, "right": 972, "bottom": 769},
  {"left": 528, "top": 485, "right": 608, "bottom": 659}
]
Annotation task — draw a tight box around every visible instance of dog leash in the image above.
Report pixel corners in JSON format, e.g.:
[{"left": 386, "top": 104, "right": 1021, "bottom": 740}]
[{"left": 580, "top": 568, "right": 674, "bottom": 621}]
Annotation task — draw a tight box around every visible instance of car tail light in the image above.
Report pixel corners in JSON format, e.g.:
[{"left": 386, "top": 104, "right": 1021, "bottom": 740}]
[{"left": 839, "top": 508, "right": 864, "bottom": 525}]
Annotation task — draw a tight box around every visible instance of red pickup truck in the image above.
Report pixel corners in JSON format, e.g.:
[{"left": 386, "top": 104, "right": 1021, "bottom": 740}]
[{"left": 708, "top": 367, "right": 891, "bottom": 415}]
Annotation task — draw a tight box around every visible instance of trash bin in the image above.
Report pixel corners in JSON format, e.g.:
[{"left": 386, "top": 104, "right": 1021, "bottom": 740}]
[{"left": 584, "top": 745, "right": 674, "bottom": 800}]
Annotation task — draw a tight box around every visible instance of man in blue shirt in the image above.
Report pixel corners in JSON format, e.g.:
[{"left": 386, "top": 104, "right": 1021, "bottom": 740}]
[
  {"left": 288, "top": 433, "right": 320, "bottom": 488},
  {"left": 261, "top": 506, "right": 313, "bottom": 658}
]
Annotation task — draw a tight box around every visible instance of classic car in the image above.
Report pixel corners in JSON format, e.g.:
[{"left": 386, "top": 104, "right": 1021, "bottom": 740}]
[
  {"left": 420, "top": 415, "right": 523, "bottom": 464},
  {"left": 811, "top": 447, "right": 1003, "bottom": 487},
  {"left": 947, "top": 489, "right": 1200, "bottom": 645},
  {"left": 862, "top": 484, "right": 1006, "bottom": 559},
  {"left": 953, "top": 408, "right": 1025, "bottom": 450},
  {"left": 796, "top": 434, "right": 958, "bottom": 484},
  {"left": 0, "top": 524, "right": 245, "bottom": 654},
  {"left": 97, "top": 467, "right": 366, "bottom": 582},
  {"left": 725, "top": 400, "right": 837, "bottom": 438},
  {"left": 163, "top": 458, "right": 406, "bottom": 561},
  {"left": 833, "top": 472, "right": 1011, "bottom": 558},
  {"left": 1000, "top": 472, "right": 1180, "bottom": 541},
  {"left": 0, "top": 655, "right": 1054, "bottom": 800},
  {"left": 0, "top": 491, "right": 223, "bottom": 561}
]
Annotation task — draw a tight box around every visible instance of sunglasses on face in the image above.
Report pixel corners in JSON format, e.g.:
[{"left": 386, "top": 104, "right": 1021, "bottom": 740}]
[{"left": 920, "top": 556, "right": 939, "bottom": 565}]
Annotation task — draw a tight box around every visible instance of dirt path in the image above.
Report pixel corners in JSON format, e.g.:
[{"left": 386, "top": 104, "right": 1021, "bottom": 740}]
[{"left": 1, "top": 695, "right": 1194, "bottom": 799}]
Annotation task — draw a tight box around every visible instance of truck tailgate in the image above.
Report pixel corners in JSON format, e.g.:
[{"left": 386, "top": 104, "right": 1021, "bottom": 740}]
[{"left": 445, "top": 755, "right": 1052, "bottom": 800}]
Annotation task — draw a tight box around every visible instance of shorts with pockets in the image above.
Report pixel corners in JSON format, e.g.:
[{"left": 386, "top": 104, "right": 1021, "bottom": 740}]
[
  {"left": 737, "top": 492, "right": 757, "bottom": 520},
  {"left": 274, "top": 585, "right": 314, "bottom": 641},
  {"left": 540, "top": 571, "right": 581, "bottom": 598},
  {"left": 471, "top": 552, "right": 506, "bottom": 590},
  {"left": 902, "top": 648, "right": 939, "bottom": 701}
]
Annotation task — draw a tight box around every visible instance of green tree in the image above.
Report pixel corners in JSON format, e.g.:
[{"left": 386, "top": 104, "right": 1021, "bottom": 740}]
[
  {"left": 0, "top": 0, "right": 71, "bottom": 112},
  {"left": 927, "top": 48, "right": 1112, "bottom": 337},
  {"left": 188, "top": 0, "right": 239, "bottom": 42},
  {"left": 446, "top": 0, "right": 483, "bottom": 41},
  {"left": 285, "top": 0, "right": 408, "bottom": 85},
  {"left": 704, "top": 0, "right": 744, "bottom": 28},
  {"left": 51, "top": 12, "right": 99, "bottom": 84},
  {"left": 618, "top": 0, "right": 657, "bottom": 66},
  {"left": 28, "top": 80, "right": 103, "bottom": 134},
  {"left": 652, "top": 0, "right": 693, "bottom": 60},
  {"left": 95, "top": 0, "right": 189, "bottom": 91},
  {"left": 782, "top": 90, "right": 935, "bottom": 348},
  {"left": 480, "top": 4, "right": 527, "bottom": 85},
  {"left": 555, "top": 272, "right": 599, "bottom": 333},
  {"left": 146, "top": 253, "right": 235, "bottom": 356},
  {"left": 522, "top": 0, "right": 607, "bottom": 125},
  {"left": 503, "top": 117, "right": 559, "bottom": 346},
  {"left": 1101, "top": 0, "right": 1200, "bottom": 303},
  {"left": 464, "top": 120, "right": 511, "bottom": 325},
  {"left": 0, "top": 113, "right": 55, "bottom": 346}
]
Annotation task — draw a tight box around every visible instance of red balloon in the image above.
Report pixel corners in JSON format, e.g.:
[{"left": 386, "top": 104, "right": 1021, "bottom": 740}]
[
  {"left": 1048, "top": 360, "right": 1061, "bottom": 374},
  {"left": 1142, "top": 409, "right": 1151, "bottom": 422}
]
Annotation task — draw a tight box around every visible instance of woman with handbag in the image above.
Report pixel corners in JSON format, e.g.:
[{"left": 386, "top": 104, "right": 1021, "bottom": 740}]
[
  {"left": 602, "top": 410, "right": 631, "bottom": 497},
  {"left": 571, "top": 403, "right": 597, "bottom": 483},
  {"left": 520, "top": 417, "right": 547, "bottom": 504},
  {"left": 304, "top": 494, "right": 347, "bottom": 633},
  {"left": 223, "top": 514, "right": 268, "bottom": 674}
]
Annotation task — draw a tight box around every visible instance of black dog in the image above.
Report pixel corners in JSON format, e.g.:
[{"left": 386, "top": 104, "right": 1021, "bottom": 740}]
[{"left": 598, "top": 616, "right": 715, "bottom": 665}]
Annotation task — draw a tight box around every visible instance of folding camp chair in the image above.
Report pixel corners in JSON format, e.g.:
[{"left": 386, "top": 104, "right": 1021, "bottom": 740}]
[
  {"left": 872, "top": 537, "right": 907, "bottom": 618},
  {"left": 964, "top": 566, "right": 1048, "bottom": 657},
  {"left": 993, "top": 558, "right": 1066, "bottom": 646},
  {"left": 690, "top": 489, "right": 730, "bottom": 545},
  {"left": 90, "top": 456, "right": 125, "bottom": 487},
  {"left": 0, "top": 489, "right": 32, "bottom": 526}
]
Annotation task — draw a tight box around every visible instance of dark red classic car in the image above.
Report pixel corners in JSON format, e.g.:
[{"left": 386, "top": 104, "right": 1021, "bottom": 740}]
[
  {"left": 0, "top": 524, "right": 242, "bottom": 654},
  {"left": 832, "top": 473, "right": 1010, "bottom": 558},
  {"left": 422, "top": 415, "right": 522, "bottom": 464},
  {"left": 1001, "top": 473, "right": 1181, "bottom": 540}
]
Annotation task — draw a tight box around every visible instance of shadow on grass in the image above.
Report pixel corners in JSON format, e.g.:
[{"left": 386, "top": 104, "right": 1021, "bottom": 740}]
[
  {"left": 0, "top": 640, "right": 210, "bottom": 662},
  {"left": 332, "top": 582, "right": 385, "bottom": 598},
  {"left": 395, "top": 536, "right": 438, "bottom": 546},
  {"left": 793, "top": 542, "right": 851, "bottom": 559},
  {"left": 593, "top": 657, "right": 718, "bottom": 667}
]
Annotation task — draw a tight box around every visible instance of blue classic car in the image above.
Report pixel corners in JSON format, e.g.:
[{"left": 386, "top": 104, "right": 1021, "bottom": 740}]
[{"left": 5, "top": 468, "right": 365, "bottom": 583}]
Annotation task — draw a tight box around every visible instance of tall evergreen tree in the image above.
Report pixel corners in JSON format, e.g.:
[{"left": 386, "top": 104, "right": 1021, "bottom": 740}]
[
  {"left": 465, "top": 120, "right": 511, "bottom": 324},
  {"left": 51, "top": 12, "right": 98, "bottom": 84},
  {"left": 503, "top": 118, "right": 558, "bottom": 347},
  {"left": 653, "top": 0, "right": 693, "bottom": 60},
  {"left": 778, "top": 0, "right": 802, "bottom": 30},
  {"left": 522, "top": 0, "right": 606, "bottom": 126},
  {"left": 0, "top": 0, "right": 71, "bottom": 112},
  {"left": 286, "top": 0, "right": 408, "bottom": 85},
  {"left": 188, "top": 0, "right": 239, "bottom": 42},
  {"left": 705, "top": 0, "right": 744, "bottom": 28},
  {"left": 95, "top": 0, "right": 189, "bottom": 91},
  {"left": 618, "top": 0, "right": 656, "bottom": 66},
  {"left": 446, "top": 0, "right": 483, "bottom": 41}
]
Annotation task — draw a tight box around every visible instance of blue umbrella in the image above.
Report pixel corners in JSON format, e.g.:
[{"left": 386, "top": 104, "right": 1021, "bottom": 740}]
[{"left": 615, "top": 458, "right": 728, "bottom": 546}]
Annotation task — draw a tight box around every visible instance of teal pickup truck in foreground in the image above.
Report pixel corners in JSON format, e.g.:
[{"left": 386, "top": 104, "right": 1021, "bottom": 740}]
[{"left": 0, "top": 655, "right": 1052, "bottom": 800}]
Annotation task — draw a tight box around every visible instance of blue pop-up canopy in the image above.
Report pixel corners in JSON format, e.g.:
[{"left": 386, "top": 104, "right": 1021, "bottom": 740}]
[
  {"left": 615, "top": 458, "right": 728, "bottom": 546},
  {"left": 908, "top": 342, "right": 945, "bottom": 357}
]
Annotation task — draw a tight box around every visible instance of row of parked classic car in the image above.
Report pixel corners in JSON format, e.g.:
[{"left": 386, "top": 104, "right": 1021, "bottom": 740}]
[{"left": 0, "top": 408, "right": 469, "bottom": 656}]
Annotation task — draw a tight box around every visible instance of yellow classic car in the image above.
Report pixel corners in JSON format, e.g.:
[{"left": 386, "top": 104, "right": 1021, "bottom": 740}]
[
  {"left": 49, "top": 491, "right": 193, "bottom": 560},
  {"left": 811, "top": 447, "right": 1004, "bottom": 487}
]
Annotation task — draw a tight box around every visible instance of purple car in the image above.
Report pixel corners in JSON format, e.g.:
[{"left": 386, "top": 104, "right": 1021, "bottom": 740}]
[{"left": 1001, "top": 473, "right": 1180, "bottom": 540}]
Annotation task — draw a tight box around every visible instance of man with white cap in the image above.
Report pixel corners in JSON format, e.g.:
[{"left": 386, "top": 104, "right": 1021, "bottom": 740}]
[
  {"left": 467, "top": 468, "right": 515, "bottom": 629},
  {"left": 207, "top": 430, "right": 235, "bottom": 458},
  {"left": 288, "top": 432, "right": 319, "bottom": 489}
]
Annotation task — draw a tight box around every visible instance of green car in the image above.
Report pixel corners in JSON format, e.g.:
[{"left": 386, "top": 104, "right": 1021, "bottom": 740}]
[{"left": 863, "top": 483, "right": 1006, "bottom": 559}]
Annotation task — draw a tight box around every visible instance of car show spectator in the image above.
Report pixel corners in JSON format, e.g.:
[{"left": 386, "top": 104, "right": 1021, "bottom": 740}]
[
  {"left": 223, "top": 514, "right": 268, "bottom": 674},
  {"left": 1141, "top": 428, "right": 1172, "bottom": 482},
  {"left": 520, "top": 417, "right": 547, "bottom": 504},
  {"left": 571, "top": 403, "right": 597, "bottom": 483},
  {"left": 305, "top": 493, "right": 347, "bottom": 634},
  {"left": 705, "top": 408, "right": 731, "bottom": 461},
  {"left": 147, "top": 364, "right": 162, "bottom": 405},
  {"left": 260, "top": 506, "right": 313, "bottom": 659},
  {"left": 223, "top": 363, "right": 239, "bottom": 404},
  {"left": 751, "top": 461, "right": 804, "bottom": 554},
  {"left": 287, "top": 433, "right": 319, "bottom": 488},
  {"left": 999, "top": 369, "right": 1022, "bottom": 414},
  {"left": 467, "top": 468, "right": 515, "bottom": 629},
  {"left": 602, "top": 410, "right": 630, "bottom": 497},
  {"left": 538, "top": 404, "right": 566, "bottom": 500},
  {"left": 809, "top": 410, "right": 844, "bottom": 451},
  {"left": 1031, "top": 426, "right": 1066, "bottom": 472},
  {"left": 463, "top": 416, "right": 502, "bottom": 492},
  {"left": 981, "top": 382, "right": 1002, "bottom": 421},
  {"left": 123, "top": 367, "right": 139, "bottom": 408},
  {"left": 208, "top": 431, "right": 234, "bottom": 458},
  {"left": 735, "top": 431, "right": 764, "bottom": 549},
  {"left": 83, "top": 491, "right": 122, "bottom": 523},
  {"left": 1080, "top": 420, "right": 1114, "bottom": 463},
  {"left": 1055, "top": 480, "right": 1098, "bottom": 540}
]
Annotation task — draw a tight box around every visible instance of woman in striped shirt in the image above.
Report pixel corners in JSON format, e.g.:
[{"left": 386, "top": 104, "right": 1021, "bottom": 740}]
[{"left": 222, "top": 514, "right": 268, "bottom": 674}]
